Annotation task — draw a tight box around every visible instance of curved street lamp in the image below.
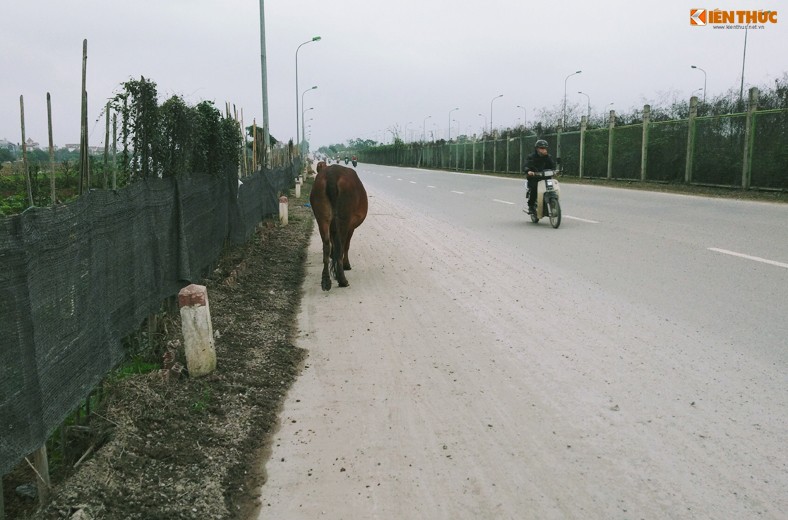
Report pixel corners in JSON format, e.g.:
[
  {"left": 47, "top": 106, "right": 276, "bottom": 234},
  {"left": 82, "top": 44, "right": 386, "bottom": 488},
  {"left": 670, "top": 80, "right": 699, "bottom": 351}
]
[
  {"left": 490, "top": 94, "right": 503, "bottom": 133},
  {"left": 301, "top": 86, "right": 317, "bottom": 153},
  {"left": 563, "top": 70, "right": 582, "bottom": 129},
  {"left": 478, "top": 113, "right": 487, "bottom": 134},
  {"left": 516, "top": 105, "right": 527, "bottom": 129},
  {"left": 422, "top": 115, "right": 432, "bottom": 141},
  {"left": 295, "top": 36, "right": 321, "bottom": 148},
  {"left": 448, "top": 107, "right": 459, "bottom": 140},
  {"left": 577, "top": 91, "right": 590, "bottom": 121},
  {"left": 691, "top": 65, "right": 707, "bottom": 104}
]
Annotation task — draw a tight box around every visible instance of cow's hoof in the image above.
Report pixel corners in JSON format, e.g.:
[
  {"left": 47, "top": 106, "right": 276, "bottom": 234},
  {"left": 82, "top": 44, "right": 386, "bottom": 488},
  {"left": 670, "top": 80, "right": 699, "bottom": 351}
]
[
  {"left": 343, "top": 263, "right": 352, "bottom": 270},
  {"left": 321, "top": 279, "right": 332, "bottom": 291},
  {"left": 338, "top": 279, "right": 350, "bottom": 288}
]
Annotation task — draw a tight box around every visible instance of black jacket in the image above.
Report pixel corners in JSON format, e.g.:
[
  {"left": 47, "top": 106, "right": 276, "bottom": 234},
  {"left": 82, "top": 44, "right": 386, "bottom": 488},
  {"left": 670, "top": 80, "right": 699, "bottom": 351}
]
[{"left": 522, "top": 151, "right": 556, "bottom": 174}]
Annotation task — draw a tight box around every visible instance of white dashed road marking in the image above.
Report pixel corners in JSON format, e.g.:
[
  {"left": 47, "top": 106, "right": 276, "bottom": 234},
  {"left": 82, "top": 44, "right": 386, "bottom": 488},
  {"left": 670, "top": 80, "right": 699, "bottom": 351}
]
[
  {"left": 708, "top": 248, "right": 788, "bottom": 269},
  {"left": 564, "top": 215, "right": 600, "bottom": 224}
]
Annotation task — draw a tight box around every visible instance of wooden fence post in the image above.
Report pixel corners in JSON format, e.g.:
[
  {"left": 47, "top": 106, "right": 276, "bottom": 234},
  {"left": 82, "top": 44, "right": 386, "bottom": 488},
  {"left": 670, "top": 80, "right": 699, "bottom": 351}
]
[
  {"left": 33, "top": 445, "right": 51, "bottom": 505},
  {"left": 741, "top": 87, "right": 759, "bottom": 189},
  {"left": 606, "top": 110, "right": 616, "bottom": 180},
  {"left": 641, "top": 104, "right": 651, "bottom": 181},
  {"left": 20, "top": 95, "right": 34, "bottom": 207},
  {"left": 103, "top": 102, "right": 110, "bottom": 189},
  {"left": 685, "top": 96, "right": 699, "bottom": 183},
  {"left": 47, "top": 93, "right": 56, "bottom": 205},
  {"left": 79, "top": 39, "right": 88, "bottom": 195}
]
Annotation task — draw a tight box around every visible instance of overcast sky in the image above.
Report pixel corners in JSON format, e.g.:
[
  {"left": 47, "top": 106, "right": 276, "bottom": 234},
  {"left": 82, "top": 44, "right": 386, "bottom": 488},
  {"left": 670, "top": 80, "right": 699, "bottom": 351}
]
[{"left": 1, "top": 0, "right": 785, "bottom": 149}]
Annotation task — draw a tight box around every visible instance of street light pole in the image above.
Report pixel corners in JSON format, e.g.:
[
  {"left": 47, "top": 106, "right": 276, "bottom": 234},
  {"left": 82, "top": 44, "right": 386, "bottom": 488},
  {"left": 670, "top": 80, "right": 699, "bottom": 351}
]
[
  {"left": 691, "top": 65, "right": 707, "bottom": 104},
  {"left": 295, "top": 36, "right": 321, "bottom": 150},
  {"left": 478, "top": 113, "right": 487, "bottom": 135},
  {"left": 301, "top": 86, "right": 317, "bottom": 154},
  {"left": 739, "top": 25, "right": 749, "bottom": 107},
  {"left": 448, "top": 107, "right": 459, "bottom": 140},
  {"left": 490, "top": 94, "right": 503, "bottom": 133},
  {"left": 577, "top": 91, "right": 590, "bottom": 121},
  {"left": 516, "top": 105, "right": 527, "bottom": 129},
  {"left": 258, "top": 0, "right": 270, "bottom": 165},
  {"left": 298, "top": 85, "right": 317, "bottom": 153},
  {"left": 563, "top": 70, "right": 582, "bottom": 129},
  {"left": 422, "top": 115, "right": 431, "bottom": 141}
]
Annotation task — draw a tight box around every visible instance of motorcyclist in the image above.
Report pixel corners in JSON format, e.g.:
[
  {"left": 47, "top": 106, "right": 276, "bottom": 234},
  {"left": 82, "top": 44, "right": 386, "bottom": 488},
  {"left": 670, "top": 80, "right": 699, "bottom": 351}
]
[{"left": 522, "top": 139, "right": 556, "bottom": 214}]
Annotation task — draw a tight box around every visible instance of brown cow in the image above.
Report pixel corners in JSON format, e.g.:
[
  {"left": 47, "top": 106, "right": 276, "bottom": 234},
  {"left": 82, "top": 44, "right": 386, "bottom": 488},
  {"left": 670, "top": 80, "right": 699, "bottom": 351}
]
[{"left": 310, "top": 161, "right": 368, "bottom": 291}]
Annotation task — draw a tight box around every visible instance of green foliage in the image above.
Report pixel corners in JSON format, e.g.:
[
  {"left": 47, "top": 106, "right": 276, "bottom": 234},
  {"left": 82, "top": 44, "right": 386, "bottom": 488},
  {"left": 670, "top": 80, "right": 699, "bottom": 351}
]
[
  {"left": 0, "top": 148, "right": 14, "bottom": 164},
  {"left": 0, "top": 194, "right": 27, "bottom": 216},
  {"left": 109, "top": 76, "right": 243, "bottom": 183},
  {"left": 112, "top": 357, "right": 160, "bottom": 381}
]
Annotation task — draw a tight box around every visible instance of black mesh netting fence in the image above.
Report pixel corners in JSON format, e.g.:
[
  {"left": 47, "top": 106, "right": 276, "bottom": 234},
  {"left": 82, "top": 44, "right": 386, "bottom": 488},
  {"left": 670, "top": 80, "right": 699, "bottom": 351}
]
[
  {"left": 0, "top": 164, "right": 296, "bottom": 476},
  {"left": 751, "top": 110, "right": 788, "bottom": 189},
  {"left": 692, "top": 114, "right": 745, "bottom": 186}
]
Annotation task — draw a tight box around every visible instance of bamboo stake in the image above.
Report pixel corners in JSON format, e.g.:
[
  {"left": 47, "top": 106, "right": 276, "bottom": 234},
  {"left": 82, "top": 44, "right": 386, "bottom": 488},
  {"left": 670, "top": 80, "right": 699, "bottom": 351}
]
[
  {"left": 85, "top": 90, "right": 90, "bottom": 189},
  {"left": 28, "top": 446, "right": 51, "bottom": 505},
  {"left": 20, "top": 95, "right": 34, "bottom": 207},
  {"left": 112, "top": 113, "right": 117, "bottom": 190},
  {"left": 241, "top": 109, "right": 248, "bottom": 176},
  {"left": 252, "top": 118, "right": 257, "bottom": 173},
  {"left": 103, "top": 102, "right": 110, "bottom": 189},
  {"left": 47, "top": 93, "right": 56, "bottom": 205},
  {"left": 79, "top": 39, "right": 88, "bottom": 195}
]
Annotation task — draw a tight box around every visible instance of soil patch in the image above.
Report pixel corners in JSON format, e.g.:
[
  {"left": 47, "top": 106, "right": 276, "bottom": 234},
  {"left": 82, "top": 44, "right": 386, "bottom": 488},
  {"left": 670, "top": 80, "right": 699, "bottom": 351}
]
[{"left": 3, "top": 185, "right": 314, "bottom": 519}]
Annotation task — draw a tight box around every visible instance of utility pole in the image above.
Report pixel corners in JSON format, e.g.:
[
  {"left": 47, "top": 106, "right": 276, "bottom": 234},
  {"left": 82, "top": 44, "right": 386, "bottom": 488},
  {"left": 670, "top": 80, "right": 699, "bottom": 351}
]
[{"left": 259, "top": 0, "right": 270, "bottom": 167}]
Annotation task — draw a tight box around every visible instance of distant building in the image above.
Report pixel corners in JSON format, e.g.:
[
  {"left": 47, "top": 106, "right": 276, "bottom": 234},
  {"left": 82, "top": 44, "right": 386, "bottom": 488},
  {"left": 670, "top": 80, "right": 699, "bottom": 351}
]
[
  {"left": 0, "top": 138, "right": 18, "bottom": 151},
  {"left": 24, "top": 137, "right": 41, "bottom": 150}
]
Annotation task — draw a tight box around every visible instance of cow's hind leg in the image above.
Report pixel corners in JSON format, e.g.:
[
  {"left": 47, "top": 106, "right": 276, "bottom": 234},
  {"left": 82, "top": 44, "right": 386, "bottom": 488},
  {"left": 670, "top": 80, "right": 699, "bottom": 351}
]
[
  {"left": 332, "top": 219, "right": 350, "bottom": 287},
  {"left": 343, "top": 228, "right": 356, "bottom": 270},
  {"left": 319, "top": 223, "right": 332, "bottom": 291}
]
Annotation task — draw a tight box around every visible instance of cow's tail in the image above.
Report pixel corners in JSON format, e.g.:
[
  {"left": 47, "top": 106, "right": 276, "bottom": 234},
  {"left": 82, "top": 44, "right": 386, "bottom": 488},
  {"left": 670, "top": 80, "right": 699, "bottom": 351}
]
[{"left": 326, "top": 174, "right": 343, "bottom": 281}]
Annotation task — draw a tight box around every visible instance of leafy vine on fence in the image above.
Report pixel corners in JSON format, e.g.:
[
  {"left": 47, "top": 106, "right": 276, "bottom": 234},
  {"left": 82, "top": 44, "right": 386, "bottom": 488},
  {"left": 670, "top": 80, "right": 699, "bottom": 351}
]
[{"left": 110, "top": 76, "right": 241, "bottom": 184}]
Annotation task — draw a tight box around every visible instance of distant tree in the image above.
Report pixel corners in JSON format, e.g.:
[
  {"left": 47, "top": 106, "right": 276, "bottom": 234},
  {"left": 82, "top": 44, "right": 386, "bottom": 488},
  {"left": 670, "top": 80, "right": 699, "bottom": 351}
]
[{"left": 0, "top": 148, "right": 14, "bottom": 164}]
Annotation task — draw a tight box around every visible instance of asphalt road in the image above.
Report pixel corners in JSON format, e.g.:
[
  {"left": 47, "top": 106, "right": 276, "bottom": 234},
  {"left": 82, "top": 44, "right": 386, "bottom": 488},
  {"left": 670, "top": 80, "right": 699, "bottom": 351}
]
[{"left": 258, "top": 163, "right": 787, "bottom": 519}]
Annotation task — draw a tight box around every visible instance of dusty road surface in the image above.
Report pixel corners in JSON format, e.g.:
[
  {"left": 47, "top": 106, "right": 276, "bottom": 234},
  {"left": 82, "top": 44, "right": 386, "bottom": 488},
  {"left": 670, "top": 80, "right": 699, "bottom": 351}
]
[{"left": 258, "top": 169, "right": 785, "bottom": 519}]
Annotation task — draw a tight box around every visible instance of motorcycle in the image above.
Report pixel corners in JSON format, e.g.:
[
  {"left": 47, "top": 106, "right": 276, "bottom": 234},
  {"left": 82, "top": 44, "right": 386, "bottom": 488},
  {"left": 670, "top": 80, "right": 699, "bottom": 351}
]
[
  {"left": 351, "top": 156, "right": 358, "bottom": 167},
  {"left": 525, "top": 168, "right": 562, "bottom": 228}
]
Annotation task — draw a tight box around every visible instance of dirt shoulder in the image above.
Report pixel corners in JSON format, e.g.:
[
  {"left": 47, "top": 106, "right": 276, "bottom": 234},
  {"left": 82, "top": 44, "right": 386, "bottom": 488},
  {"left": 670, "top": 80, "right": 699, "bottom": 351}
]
[{"left": 7, "top": 188, "right": 314, "bottom": 519}]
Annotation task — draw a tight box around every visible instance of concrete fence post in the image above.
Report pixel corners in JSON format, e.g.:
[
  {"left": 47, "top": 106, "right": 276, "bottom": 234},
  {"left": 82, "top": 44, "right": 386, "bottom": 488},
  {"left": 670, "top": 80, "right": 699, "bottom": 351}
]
[
  {"left": 295, "top": 177, "right": 301, "bottom": 198},
  {"left": 279, "top": 195, "right": 288, "bottom": 226},
  {"left": 607, "top": 110, "right": 616, "bottom": 180},
  {"left": 685, "top": 96, "right": 699, "bottom": 183},
  {"left": 741, "top": 87, "right": 759, "bottom": 189},
  {"left": 472, "top": 140, "right": 476, "bottom": 171},
  {"left": 578, "top": 116, "right": 587, "bottom": 178},
  {"left": 178, "top": 284, "right": 217, "bottom": 377},
  {"left": 641, "top": 104, "right": 651, "bottom": 181}
]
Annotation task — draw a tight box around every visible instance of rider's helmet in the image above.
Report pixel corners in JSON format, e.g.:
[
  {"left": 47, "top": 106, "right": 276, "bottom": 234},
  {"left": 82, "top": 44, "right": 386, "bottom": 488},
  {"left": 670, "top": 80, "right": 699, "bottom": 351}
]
[{"left": 535, "top": 139, "right": 549, "bottom": 149}]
